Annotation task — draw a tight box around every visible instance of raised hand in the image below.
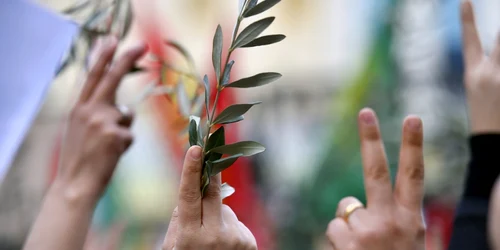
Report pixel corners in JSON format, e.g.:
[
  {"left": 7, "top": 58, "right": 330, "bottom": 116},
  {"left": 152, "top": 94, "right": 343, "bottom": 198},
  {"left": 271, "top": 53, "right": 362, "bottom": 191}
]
[
  {"left": 23, "top": 37, "right": 147, "bottom": 250},
  {"left": 325, "top": 109, "right": 425, "bottom": 250},
  {"left": 461, "top": 0, "right": 500, "bottom": 134},
  {"left": 162, "top": 146, "right": 257, "bottom": 250},
  {"left": 56, "top": 37, "right": 146, "bottom": 200}
]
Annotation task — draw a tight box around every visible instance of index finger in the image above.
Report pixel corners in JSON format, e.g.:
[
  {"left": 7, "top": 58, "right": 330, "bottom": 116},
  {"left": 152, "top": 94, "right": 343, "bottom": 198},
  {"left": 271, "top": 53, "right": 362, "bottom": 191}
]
[
  {"left": 461, "top": 0, "right": 483, "bottom": 68},
  {"left": 92, "top": 42, "right": 147, "bottom": 103},
  {"left": 79, "top": 37, "right": 118, "bottom": 103},
  {"left": 394, "top": 116, "right": 425, "bottom": 211},
  {"left": 358, "top": 108, "right": 393, "bottom": 208},
  {"left": 178, "top": 146, "right": 203, "bottom": 227}
]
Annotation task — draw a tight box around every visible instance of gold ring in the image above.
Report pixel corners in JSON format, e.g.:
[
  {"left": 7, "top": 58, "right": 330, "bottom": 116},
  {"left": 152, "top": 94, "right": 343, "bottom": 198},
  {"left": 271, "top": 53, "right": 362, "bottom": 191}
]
[{"left": 343, "top": 203, "right": 363, "bottom": 222}]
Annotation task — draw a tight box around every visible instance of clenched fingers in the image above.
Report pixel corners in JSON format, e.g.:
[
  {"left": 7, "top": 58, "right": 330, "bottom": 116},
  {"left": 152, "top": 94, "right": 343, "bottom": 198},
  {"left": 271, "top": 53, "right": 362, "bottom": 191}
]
[{"left": 326, "top": 218, "right": 353, "bottom": 249}]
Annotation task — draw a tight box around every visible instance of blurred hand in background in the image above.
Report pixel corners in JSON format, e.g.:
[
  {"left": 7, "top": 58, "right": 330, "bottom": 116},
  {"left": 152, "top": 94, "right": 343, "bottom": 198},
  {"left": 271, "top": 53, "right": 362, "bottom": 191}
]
[
  {"left": 23, "top": 37, "right": 147, "bottom": 250},
  {"left": 461, "top": 0, "right": 500, "bottom": 134}
]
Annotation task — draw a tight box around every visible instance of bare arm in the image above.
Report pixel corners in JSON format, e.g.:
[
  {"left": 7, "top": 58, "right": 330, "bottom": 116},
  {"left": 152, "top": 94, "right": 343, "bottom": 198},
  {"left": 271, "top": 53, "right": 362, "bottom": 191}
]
[{"left": 23, "top": 37, "right": 146, "bottom": 250}]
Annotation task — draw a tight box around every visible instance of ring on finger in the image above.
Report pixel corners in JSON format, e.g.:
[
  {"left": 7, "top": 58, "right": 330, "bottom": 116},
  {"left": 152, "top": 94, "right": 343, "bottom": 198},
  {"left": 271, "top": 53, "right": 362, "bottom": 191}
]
[{"left": 342, "top": 203, "right": 364, "bottom": 222}]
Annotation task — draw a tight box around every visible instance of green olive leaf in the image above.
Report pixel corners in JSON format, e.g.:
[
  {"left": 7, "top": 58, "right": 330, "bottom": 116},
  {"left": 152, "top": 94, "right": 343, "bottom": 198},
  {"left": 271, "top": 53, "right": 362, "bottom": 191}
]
[
  {"left": 197, "top": 119, "right": 206, "bottom": 146},
  {"left": 241, "top": 34, "right": 286, "bottom": 48},
  {"left": 120, "top": 0, "right": 133, "bottom": 38},
  {"left": 209, "top": 154, "right": 243, "bottom": 176},
  {"left": 246, "top": 0, "right": 258, "bottom": 12},
  {"left": 231, "top": 17, "right": 275, "bottom": 49},
  {"left": 203, "top": 75, "right": 210, "bottom": 118},
  {"left": 243, "top": 0, "right": 281, "bottom": 18},
  {"left": 212, "top": 25, "right": 223, "bottom": 82},
  {"left": 225, "top": 72, "right": 281, "bottom": 88},
  {"left": 205, "top": 126, "right": 225, "bottom": 162},
  {"left": 188, "top": 119, "right": 198, "bottom": 146},
  {"left": 212, "top": 102, "right": 261, "bottom": 125},
  {"left": 221, "top": 60, "right": 235, "bottom": 86},
  {"left": 63, "top": 0, "right": 91, "bottom": 14},
  {"left": 221, "top": 183, "right": 236, "bottom": 199},
  {"left": 82, "top": 6, "right": 113, "bottom": 30},
  {"left": 210, "top": 141, "right": 265, "bottom": 157}
]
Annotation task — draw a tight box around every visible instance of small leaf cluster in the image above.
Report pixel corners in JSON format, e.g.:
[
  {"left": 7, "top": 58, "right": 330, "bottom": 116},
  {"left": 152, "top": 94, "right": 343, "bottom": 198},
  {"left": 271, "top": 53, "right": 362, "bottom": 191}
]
[
  {"left": 57, "top": 0, "right": 133, "bottom": 75},
  {"left": 188, "top": 0, "right": 285, "bottom": 197}
]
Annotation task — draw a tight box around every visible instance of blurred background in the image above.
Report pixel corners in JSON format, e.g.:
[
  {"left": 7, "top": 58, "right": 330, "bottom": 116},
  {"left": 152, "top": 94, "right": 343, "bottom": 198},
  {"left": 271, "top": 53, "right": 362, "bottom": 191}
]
[{"left": 1, "top": 0, "right": 500, "bottom": 249}]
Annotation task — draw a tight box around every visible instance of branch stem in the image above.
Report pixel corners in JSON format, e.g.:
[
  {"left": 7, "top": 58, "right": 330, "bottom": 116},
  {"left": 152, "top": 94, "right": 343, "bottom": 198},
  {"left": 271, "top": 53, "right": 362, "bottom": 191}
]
[{"left": 203, "top": 0, "right": 248, "bottom": 154}]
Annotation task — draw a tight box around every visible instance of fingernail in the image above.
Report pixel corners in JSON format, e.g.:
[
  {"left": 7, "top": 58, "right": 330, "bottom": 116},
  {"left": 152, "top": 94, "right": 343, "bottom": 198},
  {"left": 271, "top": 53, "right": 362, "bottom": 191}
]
[
  {"left": 189, "top": 146, "right": 202, "bottom": 161},
  {"left": 407, "top": 117, "right": 422, "bottom": 131},
  {"left": 360, "top": 108, "right": 376, "bottom": 125}
]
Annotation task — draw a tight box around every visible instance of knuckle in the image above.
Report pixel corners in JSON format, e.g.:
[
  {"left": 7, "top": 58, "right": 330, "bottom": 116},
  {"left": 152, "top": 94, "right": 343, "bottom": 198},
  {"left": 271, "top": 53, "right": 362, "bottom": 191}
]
[
  {"left": 404, "top": 163, "right": 425, "bottom": 182},
  {"left": 101, "top": 125, "right": 120, "bottom": 138},
  {"left": 88, "top": 114, "right": 107, "bottom": 131},
  {"left": 367, "top": 163, "right": 390, "bottom": 181},
  {"left": 247, "top": 245, "right": 258, "bottom": 250},
  {"left": 203, "top": 236, "right": 220, "bottom": 249},
  {"left": 326, "top": 218, "right": 342, "bottom": 237},
  {"left": 221, "top": 204, "right": 233, "bottom": 214},
  {"left": 120, "top": 131, "right": 134, "bottom": 146},
  {"left": 106, "top": 69, "right": 122, "bottom": 82},
  {"left": 179, "top": 190, "right": 201, "bottom": 204},
  {"left": 204, "top": 183, "right": 221, "bottom": 199},
  {"left": 357, "top": 228, "right": 383, "bottom": 245},
  {"left": 226, "top": 234, "right": 242, "bottom": 248},
  {"left": 414, "top": 220, "right": 426, "bottom": 238},
  {"left": 70, "top": 105, "right": 90, "bottom": 122},
  {"left": 382, "top": 220, "right": 404, "bottom": 238}
]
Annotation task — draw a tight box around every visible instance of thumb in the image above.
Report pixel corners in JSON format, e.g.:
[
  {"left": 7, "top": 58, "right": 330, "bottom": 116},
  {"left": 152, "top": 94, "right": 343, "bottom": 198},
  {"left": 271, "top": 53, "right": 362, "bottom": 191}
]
[{"left": 178, "top": 146, "right": 203, "bottom": 226}]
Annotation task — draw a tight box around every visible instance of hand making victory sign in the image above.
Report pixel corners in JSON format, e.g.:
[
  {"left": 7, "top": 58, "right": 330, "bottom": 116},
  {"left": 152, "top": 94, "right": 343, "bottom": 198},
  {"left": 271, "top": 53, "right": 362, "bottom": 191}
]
[
  {"left": 24, "top": 37, "right": 147, "bottom": 250},
  {"left": 326, "top": 109, "right": 426, "bottom": 250}
]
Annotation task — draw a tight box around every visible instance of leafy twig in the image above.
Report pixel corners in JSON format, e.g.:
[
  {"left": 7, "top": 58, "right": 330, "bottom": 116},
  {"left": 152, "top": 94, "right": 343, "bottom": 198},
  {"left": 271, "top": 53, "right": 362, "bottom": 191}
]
[{"left": 187, "top": 0, "right": 285, "bottom": 197}]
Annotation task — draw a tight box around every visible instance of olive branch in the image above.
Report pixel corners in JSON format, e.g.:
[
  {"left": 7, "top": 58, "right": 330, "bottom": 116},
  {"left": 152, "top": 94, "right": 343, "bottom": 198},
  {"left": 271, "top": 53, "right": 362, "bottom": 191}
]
[
  {"left": 189, "top": 0, "right": 285, "bottom": 197},
  {"left": 57, "top": 0, "right": 285, "bottom": 198}
]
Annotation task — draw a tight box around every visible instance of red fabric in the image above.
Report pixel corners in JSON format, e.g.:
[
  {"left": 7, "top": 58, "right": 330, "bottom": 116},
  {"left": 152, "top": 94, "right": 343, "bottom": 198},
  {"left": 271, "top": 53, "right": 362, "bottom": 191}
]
[{"left": 425, "top": 201, "right": 455, "bottom": 250}]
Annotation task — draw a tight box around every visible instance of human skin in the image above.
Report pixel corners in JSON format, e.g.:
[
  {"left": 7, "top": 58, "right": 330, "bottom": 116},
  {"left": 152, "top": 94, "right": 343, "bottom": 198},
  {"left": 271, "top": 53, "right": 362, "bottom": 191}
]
[{"left": 23, "top": 37, "right": 146, "bottom": 250}]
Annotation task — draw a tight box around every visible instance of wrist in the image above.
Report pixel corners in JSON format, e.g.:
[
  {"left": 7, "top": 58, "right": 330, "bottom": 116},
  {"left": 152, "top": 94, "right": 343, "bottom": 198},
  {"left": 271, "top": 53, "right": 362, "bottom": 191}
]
[{"left": 49, "top": 178, "right": 101, "bottom": 211}]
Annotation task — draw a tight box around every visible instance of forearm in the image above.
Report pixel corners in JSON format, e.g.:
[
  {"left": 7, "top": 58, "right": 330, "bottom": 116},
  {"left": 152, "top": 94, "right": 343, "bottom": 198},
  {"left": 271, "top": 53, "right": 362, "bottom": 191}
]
[{"left": 23, "top": 180, "right": 98, "bottom": 250}]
